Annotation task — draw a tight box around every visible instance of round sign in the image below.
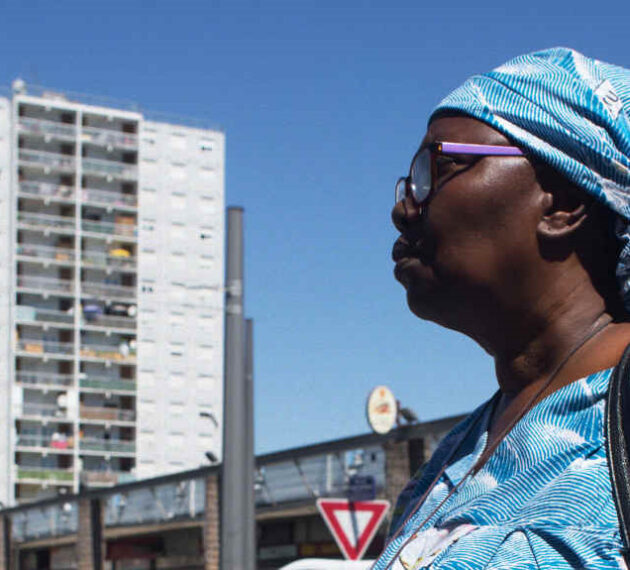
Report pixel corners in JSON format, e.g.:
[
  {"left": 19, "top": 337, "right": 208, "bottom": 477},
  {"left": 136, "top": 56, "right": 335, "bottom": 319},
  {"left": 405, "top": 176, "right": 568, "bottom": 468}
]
[{"left": 366, "top": 385, "right": 398, "bottom": 434}]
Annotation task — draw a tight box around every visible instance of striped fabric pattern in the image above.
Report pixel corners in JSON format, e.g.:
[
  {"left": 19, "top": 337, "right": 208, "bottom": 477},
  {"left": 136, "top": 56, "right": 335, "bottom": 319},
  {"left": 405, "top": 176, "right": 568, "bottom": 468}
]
[
  {"left": 372, "top": 368, "right": 625, "bottom": 569},
  {"left": 429, "top": 47, "right": 630, "bottom": 309}
]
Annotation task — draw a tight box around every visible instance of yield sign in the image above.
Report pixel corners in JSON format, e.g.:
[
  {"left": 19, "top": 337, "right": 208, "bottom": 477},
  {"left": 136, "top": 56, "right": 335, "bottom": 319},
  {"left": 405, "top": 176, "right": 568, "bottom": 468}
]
[{"left": 316, "top": 498, "right": 390, "bottom": 560}]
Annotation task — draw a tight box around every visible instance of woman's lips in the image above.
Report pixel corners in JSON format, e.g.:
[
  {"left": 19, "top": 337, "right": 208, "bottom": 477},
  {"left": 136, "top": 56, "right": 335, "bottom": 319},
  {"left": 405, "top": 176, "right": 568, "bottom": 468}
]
[{"left": 392, "top": 237, "right": 422, "bottom": 263}]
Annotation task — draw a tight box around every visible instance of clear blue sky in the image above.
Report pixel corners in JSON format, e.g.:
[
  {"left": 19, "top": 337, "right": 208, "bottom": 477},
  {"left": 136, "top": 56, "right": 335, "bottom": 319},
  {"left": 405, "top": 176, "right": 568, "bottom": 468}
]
[{"left": 2, "top": 1, "right": 630, "bottom": 453}]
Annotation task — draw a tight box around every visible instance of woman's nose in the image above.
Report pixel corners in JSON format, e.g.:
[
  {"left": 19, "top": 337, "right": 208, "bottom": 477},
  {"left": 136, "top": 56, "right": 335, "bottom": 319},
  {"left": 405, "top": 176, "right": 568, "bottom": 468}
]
[{"left": 391, "top": 195, "right": 422, "bottom": 232}]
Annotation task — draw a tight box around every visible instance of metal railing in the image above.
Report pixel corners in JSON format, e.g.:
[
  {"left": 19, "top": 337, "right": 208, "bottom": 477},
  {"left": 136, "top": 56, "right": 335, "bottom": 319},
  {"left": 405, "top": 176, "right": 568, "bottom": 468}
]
[
  {"left": 82, "top": 157, "right": 137, "bottom": 180},
  {"left": 19, "top": 181, "right": 75, "bottom": 200},
  {"left": 16, "top": 371, "right": 74, "bottom": 388},
  {"left": 79, "top": 439, "right": 136, "bottom": 454},
  {"left": 80, "top": 344, "right": 136, "bottom": 362},
  {"left": 81, "top": 470, "right": 129, "bottom": 485},
  {"left": 82, "top": 314, "right": 136, "bottom": 330},
  {"left": 17, "top": 339, "right": 74, "bottom": 356},
  {"left": 16, "top": 275, "right": 74, "bottom": 294},
  {"left": 15, "top": 305, "right": 74, "bottom": 325},
  {"left": 82, "top": 187, "right": 138, "bottom": 208},
  {"left": 16, "top": 435, "right": 74, "bottom": 450},
  {"left": 81, "top": 219, "right": 137, "bottom": 238},
  {"left": 81, "top": 250, "right": 136, "bottom": 270},
  {"left": 81, "top": 281, "right": 136, "bottom": 299},
  {"left": 79, "top": 377, "right": 136, "bottom": 392},
  {"left": 18, "top": 149, "right": 76, "bottom": 172},
  {"left": 16, "top": 467, "right": 74, "bottom": 483},
  {"left": 16, "top": 243, "right": 74, "bottom": 264},
  {"left": 80, "top": 405, "right": 135, "bottom": 422},
  {"left": 17, "top": 211, "right": 75, "bottom": 231},
  {"left": 81, "top": 127, "right": 138, "bottom": 149},
  {"left": 21, "top": 403, "right": 69, "bottom": 419},
  {"left": 19, "top": 117, "right": 76, "bottom": 140}
]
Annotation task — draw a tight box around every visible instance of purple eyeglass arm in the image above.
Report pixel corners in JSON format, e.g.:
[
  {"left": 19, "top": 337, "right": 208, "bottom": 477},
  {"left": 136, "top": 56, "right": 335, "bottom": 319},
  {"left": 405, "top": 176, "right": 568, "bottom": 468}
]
[{"left": 440, "top": 142, "right": 524, "bottom": 156}]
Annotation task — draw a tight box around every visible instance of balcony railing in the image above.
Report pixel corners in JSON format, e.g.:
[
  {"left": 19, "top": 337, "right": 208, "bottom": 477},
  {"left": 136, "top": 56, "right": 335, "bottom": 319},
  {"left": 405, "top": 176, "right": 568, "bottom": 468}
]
[
  {"left": 17, "top": 467, "right": 74, "bottom": 483},
  {"left": 81, "top": 470, "right": 129, "bottom": 485},
  {"left": 19, "top": 117, "right": 76, "bottom": 140},
  {"left": 16, "top": 243, "right": 74, "bottom": 264},
  {"left": 15, "top": 305, "right": 74, "bottom": 326},
  {"left": 81, "top": 219, "right": 137, "bottom": 239},
  {"left": 79, "top": 439, "right": 135, "bottom": 454},
  {"left": 81, "top": 127, "right": 137, "bottom": 149},
  {"left": 16, "top": 435, "right": 74, "bottom": 450},
  {"left": 16, "top": 371, "right": 74, "bottom": 388},
  {"left": 21, "top": 403, "right": 69, "bottom": 419},
  {"left": 80, "top": 405, "right": 135, "bottom": 422},
  {"left": 82, "top": 188, "right": 138, "bottom": 209},
  {"left": 82, "top": 314, "right": 136, "bottom": 330},
  {"left": 82, "top": 158, "right": 137, "bottom": 180},
  {"left": 17, "top": 211, "right": 75, "bottom": 232},
  {"left": 19, "top": 181, "right": 75, "bottom": 201},
  {"left": 80, "top": 344, "right": 136, "bottom": 362},
  {"left": 80, "top": 377, "right": 136, "bottom": 392},
  {"left": 81, "top": 281, "right": 136, "bottom": 299},
  {"left": 19, "top": 149, "right": 76, "bottom": 172},
  {"left": 16, "top": 275, "right": 74, "bottom": 294},
  {"left": 81, "top": 250, "right": 136, "bottom": 270},
  {"left": 17, "top": 339, "right": 74, "bottom": 356}
]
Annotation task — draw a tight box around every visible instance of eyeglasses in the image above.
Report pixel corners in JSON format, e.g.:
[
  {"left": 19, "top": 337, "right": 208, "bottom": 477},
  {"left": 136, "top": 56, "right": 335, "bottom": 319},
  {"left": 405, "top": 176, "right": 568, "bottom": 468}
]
[{"left": 395, "top": 142, "right": 525, "bottom": 207}]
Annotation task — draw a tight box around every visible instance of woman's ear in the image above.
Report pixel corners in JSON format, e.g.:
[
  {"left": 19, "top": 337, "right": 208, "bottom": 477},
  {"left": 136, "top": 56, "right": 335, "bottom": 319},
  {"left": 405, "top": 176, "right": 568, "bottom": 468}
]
[{"left": 537, "top": 192, "right": 588, "bottom": 240}]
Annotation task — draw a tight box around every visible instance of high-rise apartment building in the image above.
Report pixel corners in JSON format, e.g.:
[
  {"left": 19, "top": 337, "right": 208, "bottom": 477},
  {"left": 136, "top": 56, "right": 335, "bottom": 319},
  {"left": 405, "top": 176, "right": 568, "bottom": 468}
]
[{"left": 0, "top": 81, "right": 225, "bottom": 504}]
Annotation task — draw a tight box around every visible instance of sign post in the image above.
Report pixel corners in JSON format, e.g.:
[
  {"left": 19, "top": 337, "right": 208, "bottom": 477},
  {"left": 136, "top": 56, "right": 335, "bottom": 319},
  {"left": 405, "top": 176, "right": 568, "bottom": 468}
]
[{"left": 316, "top": 498, "right": 390, "bottom": 560}]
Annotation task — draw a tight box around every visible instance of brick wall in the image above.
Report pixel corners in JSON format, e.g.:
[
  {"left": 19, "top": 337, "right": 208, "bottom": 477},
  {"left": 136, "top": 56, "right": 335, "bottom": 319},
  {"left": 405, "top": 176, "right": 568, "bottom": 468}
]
[{"left": 203, "top": 474, "right": 220, "bottom": 570}]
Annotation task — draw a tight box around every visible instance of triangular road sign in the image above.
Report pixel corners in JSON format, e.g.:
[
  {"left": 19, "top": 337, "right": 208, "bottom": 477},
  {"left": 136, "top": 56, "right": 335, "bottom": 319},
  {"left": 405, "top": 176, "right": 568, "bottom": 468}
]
[{"left": 316, "top": 498, "right": 390, "bottom": 560}]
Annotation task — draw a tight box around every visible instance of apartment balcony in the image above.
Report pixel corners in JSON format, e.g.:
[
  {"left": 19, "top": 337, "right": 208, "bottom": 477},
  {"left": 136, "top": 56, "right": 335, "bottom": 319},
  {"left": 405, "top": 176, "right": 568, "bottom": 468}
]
[
  {"left": 82, "top": 158, "right": 137, "bottom": 181},
  {"left": 16, "top": 244, "right": 74, "bottom": 266},
  {"left": 81, "top": 281, "right": 136, "bottom": 300},
  {"left": 81, "top": 470, "right": 132, "bottom": 486},
  {"left": 20, "top": 403, "right": 69, "bottom": 420},
  {"left": 15, "top": 305, "right": 74, "bottom": 328},
  {"left": 15, "top": 435, "right": 74, "bottom": 452},
  {"left": 16, "top": 339, "right": 74, "bottom": 358},
  {"left": 19, "top": 117, "right": 77, "bottom": 141},
  {"left": 82, "top": 314, "right": 136, "bottom": 331},
  {"left": 19, "top": 181, "right": 75, "bottom": 202},
  {"left": 79, "top": 405, "right": 135, "bottom": 423},
  {"left": 16, "top": 371, "right": 74, "bottom": 388},
  {"left": 82, "top": 188, "right": 137, "bottom": 210},
  {"left": 79, "top": 343, "right": 136, "bottom": 363},
  {"left": 16, "top": 275, "right": 74, "bottom": 296},
  {"left": 79, "top": 438, "right": 136, "bottom": 455},
  {"left": 17, "top": 211, "right": 75, "bottom": 234},
  {"left": 16, "top": 467, "right": 74, "bottom": 484},
  {"left": 19, "top": 149, "right": 76, "bottom": 173},
  {"left": 79, "top": 377, "right": 136, "bottom": 393},
  {"left": 81, "top": 219, "right": 137, "bottom": 240},
  {"left": 81, "top": 250, "right": 136, "bottom": 272},
  {"left": 81, "top": 127, "right": 137, "bottom": 150}
]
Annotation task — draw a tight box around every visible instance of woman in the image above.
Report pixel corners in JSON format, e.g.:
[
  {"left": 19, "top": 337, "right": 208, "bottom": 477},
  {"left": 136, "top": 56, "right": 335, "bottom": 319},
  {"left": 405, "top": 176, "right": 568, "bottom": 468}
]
[{"left": 376, "top": 48, "right": 630, "bottom": 569}]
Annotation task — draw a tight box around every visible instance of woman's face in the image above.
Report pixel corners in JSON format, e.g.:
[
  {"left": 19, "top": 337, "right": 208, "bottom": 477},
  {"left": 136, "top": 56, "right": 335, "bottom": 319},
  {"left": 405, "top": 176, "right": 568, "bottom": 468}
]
[{"left": 392, "top": 116, "right": 544, "bottom": 333}]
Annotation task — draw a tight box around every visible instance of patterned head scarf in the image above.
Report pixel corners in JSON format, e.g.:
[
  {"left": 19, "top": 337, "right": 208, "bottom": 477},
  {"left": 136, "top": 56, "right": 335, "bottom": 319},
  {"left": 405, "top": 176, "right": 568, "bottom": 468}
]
[{"left": 431, "top": 47, "right": 630, "bottom": 310}]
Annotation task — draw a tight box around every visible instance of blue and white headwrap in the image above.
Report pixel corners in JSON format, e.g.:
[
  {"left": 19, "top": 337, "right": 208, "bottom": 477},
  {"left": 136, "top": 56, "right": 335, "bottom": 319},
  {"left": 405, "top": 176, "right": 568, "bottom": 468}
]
[{"left": 431, "top": 47, "right": 630, "bottom": 310}]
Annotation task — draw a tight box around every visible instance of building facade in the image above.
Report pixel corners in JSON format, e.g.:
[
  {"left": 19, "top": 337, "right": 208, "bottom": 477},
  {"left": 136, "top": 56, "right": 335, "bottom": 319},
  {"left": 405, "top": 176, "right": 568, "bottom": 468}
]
[
  {"left": 0, "top": 82, "right": 225, "bottom": 505},
  {"left": 0, "top": 415, "right": 465, "bottom": 570}
]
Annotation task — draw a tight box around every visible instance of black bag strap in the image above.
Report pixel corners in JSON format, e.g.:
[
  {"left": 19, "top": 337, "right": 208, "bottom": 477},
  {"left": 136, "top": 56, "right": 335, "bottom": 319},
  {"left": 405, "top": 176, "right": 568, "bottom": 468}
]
[{"left": 605, "top": 343, "right": 630, "bottom": 562}]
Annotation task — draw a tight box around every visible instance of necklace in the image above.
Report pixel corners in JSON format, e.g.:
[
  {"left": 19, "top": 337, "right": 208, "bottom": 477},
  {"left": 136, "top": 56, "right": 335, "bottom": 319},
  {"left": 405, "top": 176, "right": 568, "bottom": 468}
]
[{"left": 378, "top": 314, "right": 613, "bottom": 570}]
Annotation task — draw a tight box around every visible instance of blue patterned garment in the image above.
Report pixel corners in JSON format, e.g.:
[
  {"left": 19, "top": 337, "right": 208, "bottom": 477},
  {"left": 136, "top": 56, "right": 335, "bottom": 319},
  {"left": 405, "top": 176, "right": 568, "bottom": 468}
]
[
  {"left": 372, "top": 368, "right": 626, "bottom": 569},
  {"left": 430, "top": 47, "right": 630, "bottom": 309}
]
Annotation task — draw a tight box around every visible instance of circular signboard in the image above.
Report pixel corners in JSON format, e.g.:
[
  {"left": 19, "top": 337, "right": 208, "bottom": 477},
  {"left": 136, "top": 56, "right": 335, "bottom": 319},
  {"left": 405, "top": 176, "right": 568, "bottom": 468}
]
[{"left": 366, "top": 386, "right": 398, "bottom": 434}]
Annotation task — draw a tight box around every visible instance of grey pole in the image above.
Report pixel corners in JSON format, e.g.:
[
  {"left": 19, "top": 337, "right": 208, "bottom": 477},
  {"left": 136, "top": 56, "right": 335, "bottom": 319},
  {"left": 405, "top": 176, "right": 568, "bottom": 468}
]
[
  {"left": 221, "top": 207, "right": 246, "bottom": 570},
  {"left": 244, "top": 318, "right": 256, "bottom": 569}
]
